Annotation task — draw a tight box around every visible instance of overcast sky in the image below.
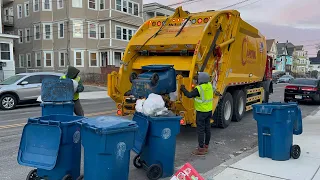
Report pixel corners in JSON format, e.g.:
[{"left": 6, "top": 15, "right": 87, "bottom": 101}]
[{"left": 144, "top": 0, "right": 320, "bottom": 56}]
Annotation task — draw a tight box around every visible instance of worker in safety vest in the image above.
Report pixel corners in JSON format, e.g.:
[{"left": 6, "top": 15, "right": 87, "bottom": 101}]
[
  {"left": 180, "top": 72, "right": 213, "bottom": 156},
  {"left": 60, "top": 66, "right": 84, "bottom": 116}
]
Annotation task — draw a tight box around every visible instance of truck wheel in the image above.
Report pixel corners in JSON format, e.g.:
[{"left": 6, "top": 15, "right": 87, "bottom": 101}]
[
  {"left": 214, "top": 92, "right": 233, "bottom": 128},
  {"left": 232, "top": 90, "right": 245, "bottom": 122}
]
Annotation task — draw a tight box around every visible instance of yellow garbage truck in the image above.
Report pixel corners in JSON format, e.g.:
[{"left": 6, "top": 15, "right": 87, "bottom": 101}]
[{"left": 108, "top": 7, "right": 274, "bottom": 128}]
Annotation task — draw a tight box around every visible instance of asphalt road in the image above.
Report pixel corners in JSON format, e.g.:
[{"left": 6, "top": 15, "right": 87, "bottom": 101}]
[{"left": 0, "top": 83, "right": 319, "bottom": 180}]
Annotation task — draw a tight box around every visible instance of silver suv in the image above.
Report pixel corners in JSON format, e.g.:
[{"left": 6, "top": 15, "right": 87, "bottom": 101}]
[{"left": 0, "top": 72, "right": 63, "bottom": 110}]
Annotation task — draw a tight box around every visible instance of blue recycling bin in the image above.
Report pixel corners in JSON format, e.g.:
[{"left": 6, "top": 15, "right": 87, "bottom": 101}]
[
  {"left": 80, "top": 116, "right": 138, "bottom": 180},
  {"left": 17, "top": 115, "right": 85, "bottom": 180},
  {"left": 132, "top": 112, "right": 181, "bottom": 179},
  {"left": 253, "top": 102, "right": 303, "bottom": 161},
  {"left": 41, "top": 102, "right": 74, "bottom": 116}
]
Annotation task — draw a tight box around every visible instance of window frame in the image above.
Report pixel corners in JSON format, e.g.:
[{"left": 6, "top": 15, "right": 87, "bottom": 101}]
[
  {"left": 88, "top": 0, "right": 97, "bottom": 10},
  {"left": 42, "top": 0, "right": 52, "bottom": 11},
  {"left": 115, "top": 25, "right": 136, "bottom": 41},
  {"left": 99, "top": 0, "right": 105, "bottom": 10},
  {"left": 113, "top": 51, "right": 122, "bottom": 67},
  {"left": 89, "top": 51, "right": 99, "bottom": 67},
  {"left": 57, "top": 0, "right": 64, "bottom": 9},
  {"left": 18, "top": 29, "right": 23, "bottom": 43},
  {"left": 33, "top": 0, "right": 39, "bottom": 12},
  {"left": 73, "top": 20, "right": 83, "bottom": 38},
  {"left": 43, "top": 23, "right": 53, "bottom": 40},
  {"left": 115, "top": 0, "right": 139, "bottom": 16},
  {"left": 99, "top": 24, "right": 106, "bottom": 39},
  {"left": 25, "top": 28, "right": 31, "bottom": 43},
  {"left": 26, "top": 53, "right": 31, "bottom": 67},
  {"left": 43, "top": 51, "right": 53, "bottom": 67},
  {"left": 72, "top": 0, "right": 82, "bottom": 8},
  {"left": 74, "top": 50, "right": 84, "bottom": 67},
  {"left": 35, "top": 52, "right": 41, "bottom": 67},
  {"left": 34, "top": 24, "right": 41, "bottom": 40},
  {"left": 0, "top": 43, "right": 11, "bottom": 61},
  {"left": 19, "top": 54, "right": 25, "bottom": 68},
  {"left": 116, "top": 0, "right": 121, "bottom": 11},
  {"left": 58, "top": 22, "right": 64, "bottom": 39},
  {"left": 59, "top": 51, "right": 66, "bottom": 67},
  {"left": 88, "top": 22, "right": 98, "bottom": 39},
  {"left": 24, "top": 1, "right": 30, "bottom": 17},
  {"left": 17, "top": 4, "right": 22, "bottom": 19}
]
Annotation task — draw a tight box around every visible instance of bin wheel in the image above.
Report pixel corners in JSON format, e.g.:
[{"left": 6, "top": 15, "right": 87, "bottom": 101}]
[
  {"left": 26, "top": 169, "right": 38, "bottom": 180},
  {"left": 291, "top": 145, "right": 301, "bottom": 159},
  {"left": 130, "top": 72, "right": 138, "bottom": 83},
  {"left": 146, "top": 164, "right": 163, "bottom": 180},
  {"left": 133, "top": 155, "right": 143, "bottom": 169},
  {"left": 76, "top": 175, "right": 84, "bottom": 180},
  {"left": 150, "top": 73, "right": 159, "bottom": 86},
  {"left": 62, "top": 174, "right": 72, "bottom": 180}
]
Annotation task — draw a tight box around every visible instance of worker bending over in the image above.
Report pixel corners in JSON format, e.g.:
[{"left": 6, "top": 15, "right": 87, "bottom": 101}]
[
  {"left": 61, "top": 66, "right": 84, "bottom": 116},
  {"left": 180, "top": 72, "right": 213, "bottom": 156}
]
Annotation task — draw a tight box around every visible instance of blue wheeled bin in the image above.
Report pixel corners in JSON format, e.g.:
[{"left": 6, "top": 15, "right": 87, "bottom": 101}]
[
  {"left": 17, "top": 115, "right": 85, "bottom": 180},
  {"left": 80, "top": 116, "right": 138, "bottom": 180},
  {"left": 40, "top": 78, "right": 75, "bottom": 116},
  {"left": 252, "top": 102, "right": 303, "bottom": 161},
  {"left": 132, "top": 112, "right": 181, "bottom": 180}
]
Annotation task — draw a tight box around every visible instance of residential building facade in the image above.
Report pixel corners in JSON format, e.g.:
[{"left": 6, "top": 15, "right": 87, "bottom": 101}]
[
  {"left": 3, "top": 0, "right": 144, "bottom": 77},
  {"left": 276, "top": 41, "right": 295, "bottom": 73},
  {"left": 293, "top": 45, "right": 309, "bottom": 74},
  {"left": 143, "top": 2, "right": 175, "bottom": 21},
  {"left": 266, "top": 39, "right": 277, "bottom": 70},
  {"left": 309, "top": 50, "right": 320, "bottom": 72}
]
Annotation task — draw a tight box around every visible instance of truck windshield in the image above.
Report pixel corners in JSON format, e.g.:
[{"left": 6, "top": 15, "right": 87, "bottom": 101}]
[{"left": 0, "top": 75, "right": 26, "bottom": 85}]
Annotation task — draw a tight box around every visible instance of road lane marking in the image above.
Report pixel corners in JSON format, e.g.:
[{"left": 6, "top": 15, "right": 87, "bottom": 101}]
[{"left": 0, "top": 109, "right": 117, "bottom": 130}]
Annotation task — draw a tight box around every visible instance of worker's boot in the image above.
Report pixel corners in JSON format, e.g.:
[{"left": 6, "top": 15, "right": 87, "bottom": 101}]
[
  {"left": 192, "top": 147, "right": 207, "bottom": 156},
  {"left": 204, "top": 145, "right": 209, "bottom": 153}
]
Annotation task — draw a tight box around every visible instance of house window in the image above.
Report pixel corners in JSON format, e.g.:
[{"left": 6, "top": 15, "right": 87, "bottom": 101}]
[
  {"left": 128, "top": 29, "right": 134, "bottom": 40},
  {"left": 19, "top": 54, "right": 25, "bottom": 67},
  {"left": 73, "top": 20, "right": 83, "bottom": 38},
  {"left": 26, "top": 53, "right": 31, "bottom": 67},
  {"left": 123, "top": 0, "right": 127, "bottom": 12},
  {"left": 25, "top": 28, "right": 31, "bottom": 42},
  {"left": 128, "top": 2, "right": 132, "bottom": 14},
  {"left": 0, "top": 43, "right": 11, "bottom": 60},
  {"left": 89, "top": 51, "right": 98, "bottom": 67},
  {"left": 116, "top": 26, "right": 121, "bottom": 39},
  {"left": 114, "top": 52, "right": 122, "bottom": 67},
  {"left": 24, "top": 2, "right": 30, "bottom": 17},
  {"left": 122, "top": 28, "right": 127, "bottom": 40},
  {"left": 34, "top": 24, "right": 41, "bottom": 40},
  {"left": 59, "top": 52, "right": 66, "bottom": 67},
  {"left": 57, "top": 0, "right": 64, "bottom": 9},
  {"left": 116, "top": 0, "right": 121, "bottom": 11},
  {"left": 99, "top": 0, "right": 105, "bottom": 10},
  {"left": 99, "top": 25, "right": 105, "bottom": 39},
  {"left": 43, "top": 0, "right": 52, "bottom": 11},
  {"left": 116, "top": 26, "right": 136, "bottom": 41},
  {"left": 58, "top": 22, "right": 64, "bottom": 38},
  {"left": 72, "top": 0, "right": 82, "bottom": 7},
  {"left": 43, "top": 23, "right": 52, "bottom": 40},
  {"left": 74, "top": 50, "right": 84, "bottom": 67},
  {"left": 17, "top": 4, "right": 22, "bottom": 19},
  {"left": 18, "top": 29, "right": 23, "bottom": 43},
  {"left": 133, "top": 3, "right": 138, "bottom": 16},
  {"left": 43, "top": 51, "right": 53, "bottom": 67},
  {"left": 35, "top": 52, "right": 41, "bottom": 67},
  {"left": 33, "top": 0, "right": 39, "bottom": 12},
  {"left": 89, "top": 0, "right": 97, "bottom": 10},
  {"left": 88, "top": 22, "right": 98, "bottom": 39}
]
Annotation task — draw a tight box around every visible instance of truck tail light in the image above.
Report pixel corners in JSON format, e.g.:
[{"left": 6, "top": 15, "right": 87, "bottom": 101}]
[
  {"left": 285, "top": 86, "right": 298, "bottom": 90},
  {"left": 117, "top": 110, "right": 122, "bottom": 116},
  {"left": 180, "top": 119, "right": 185, "bottom": 125}
]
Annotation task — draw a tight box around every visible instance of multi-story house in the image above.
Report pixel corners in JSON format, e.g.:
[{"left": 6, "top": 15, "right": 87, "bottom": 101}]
[
  {"left": 3, "top": 0, "right": 144, "bottom": 78},
  {"left": 143, "top": 2, "right": 175, "bottom": 21},
  {"left": 294, "top": 45, "right": 309, "bottom": 74},
  {"left": 266, "top": 39, "right": 277, "bottom": 70},
  {"left": 0, "top": 0, "right": 19, "bottom": 80},
  {"left": 276, "top": 41, "right": 295, "bottom": 73},
  {"left": 309, "top": 51, "right": 320, "bottom": 73}
]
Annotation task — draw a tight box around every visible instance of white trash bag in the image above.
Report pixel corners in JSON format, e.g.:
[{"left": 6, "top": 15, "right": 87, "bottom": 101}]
[
  {"left": 142, "top": 93, "right": 166, "bottom": 116},
  {"left": 135, "top": 99, "right": 145, "bottom": 113},
  {"left": 72, "top": 79, "right": 79, "bottom": 93},
  {"left": 37, "top": 95, "right": 42, "bottom": 103}
]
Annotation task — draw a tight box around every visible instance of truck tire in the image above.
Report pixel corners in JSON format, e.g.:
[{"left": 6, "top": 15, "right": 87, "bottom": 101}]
[
  {"left": 214, "top": 92, "right": 233, "bottom": 128},
  {"left": 232, "top": 90, "right": 246, "bottom": 122}
]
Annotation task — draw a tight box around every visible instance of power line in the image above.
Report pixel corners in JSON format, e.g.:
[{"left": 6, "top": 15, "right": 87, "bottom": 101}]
[
  {"left": 219, "top": 0, "right": 251, "bottom": 10},
  {"left": 236, "top": 0, "right": 264, "bottom": 9}
]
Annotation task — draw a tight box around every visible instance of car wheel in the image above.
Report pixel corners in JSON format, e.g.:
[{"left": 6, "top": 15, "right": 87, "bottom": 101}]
[{"left": 0, "top": 94, "right": 17, "bottom": 110}]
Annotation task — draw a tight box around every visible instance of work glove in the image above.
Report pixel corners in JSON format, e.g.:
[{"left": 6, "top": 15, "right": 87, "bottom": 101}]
[{"left": 180, "top": 85, "right": 186, "bottom": 91}]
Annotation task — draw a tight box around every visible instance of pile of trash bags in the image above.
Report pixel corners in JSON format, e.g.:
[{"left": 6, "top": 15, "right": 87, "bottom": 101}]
[{"left": 135, "top": 93, "right": 169, "bottom": 116}]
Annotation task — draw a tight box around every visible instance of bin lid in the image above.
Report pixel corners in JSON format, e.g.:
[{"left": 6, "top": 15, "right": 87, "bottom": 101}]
[
  {"left": 41, "top": 78, "right": 74, "bottom": 102},
  {"left": 253, "top": 102, "right": 298, "bottom": 115},
  {"left": 141, "top": 65, "right": 174, "bottom": 71},
  {"left": 81, "top": 116, "right": 138, "bottom": 134},
  {"left": 17, "top": 123, "right": 61, "bottom": 170},
  {"left": 132, "top": 113, "right": 149, "bottom": 154}
]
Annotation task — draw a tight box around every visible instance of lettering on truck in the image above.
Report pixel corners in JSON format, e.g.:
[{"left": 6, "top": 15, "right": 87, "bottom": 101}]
[{"left": 241, "top": 37, "right": 257, "bottom": 65}]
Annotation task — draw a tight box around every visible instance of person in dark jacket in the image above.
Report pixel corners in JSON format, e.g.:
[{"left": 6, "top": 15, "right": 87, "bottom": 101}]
[
  {"left": 60, "top": 66, "right": 84, "bottom": 116},
  {"left": 181, "top": 72, "right": 214, "bottom": 156}
]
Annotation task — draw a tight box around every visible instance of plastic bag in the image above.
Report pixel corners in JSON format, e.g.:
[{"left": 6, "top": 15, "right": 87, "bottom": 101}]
[
  {"left": 135, "top": 99, "right": 145, "bottom": 113},
  {"left": 142, "top": 93, "right": 166, "bottom": 116},
  {"left": 37, "top": 95, "right": 42, "bottom": 103},
  {"left": 72, "top": 79, "right": 78, "bottom": 93}
]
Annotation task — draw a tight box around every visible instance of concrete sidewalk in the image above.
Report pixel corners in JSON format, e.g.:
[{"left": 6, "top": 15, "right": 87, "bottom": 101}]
[
  {"left": 79, "top": 91, "right": 109, "bottom": 100},
  {"left": 203, "top": 107, "right": 320, "bottom": 180}
]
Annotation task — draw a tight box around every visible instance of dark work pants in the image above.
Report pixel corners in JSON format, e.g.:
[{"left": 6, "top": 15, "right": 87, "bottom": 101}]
[
  {"left": 73, "top": 99, "right": 84, "bottom": 116},
  {"left": 196, "top": 111, "right": 212, "bottom": 148}
]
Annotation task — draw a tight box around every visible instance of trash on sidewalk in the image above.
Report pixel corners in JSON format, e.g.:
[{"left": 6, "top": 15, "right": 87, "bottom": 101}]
[
  {"left": 170, "top": 163, "right": 204, "bottom": 180},
  {"left": 253, "top": 102, "right": 303, "bottom": 161},
  {"left": 17, "top": 115, "right": 86, "bottom": 180}
]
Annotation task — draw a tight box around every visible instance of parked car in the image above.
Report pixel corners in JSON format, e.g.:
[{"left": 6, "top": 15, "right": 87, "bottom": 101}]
[
  {"left": 272, "top": 71, "right": 286, "bottom": 84},
  {"left": 278, "top": 75, "right": 294, "bottom": 83},
  {"left": 0, "top": 72, "right": 63, "bottom": 110},
  {"left": 284, "top": 78, "right": 320, "bottom": 103}
]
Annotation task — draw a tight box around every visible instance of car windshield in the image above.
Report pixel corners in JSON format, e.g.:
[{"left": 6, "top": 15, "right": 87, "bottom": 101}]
[
  {"left": 291, "top": 79, "right": 318, "bottom": 86},
  {"left": 0, "top": 75, "right": 26, "bottom": 85}
]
